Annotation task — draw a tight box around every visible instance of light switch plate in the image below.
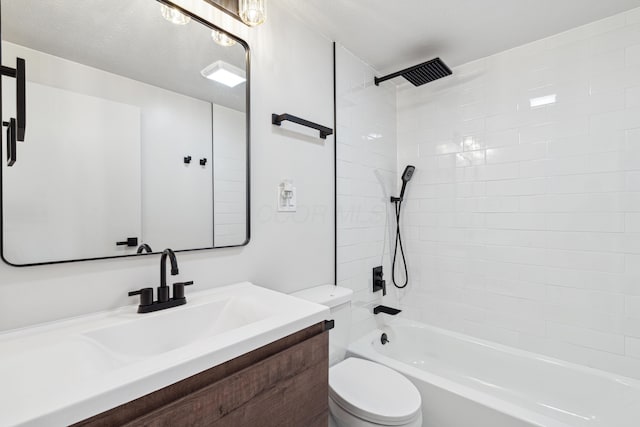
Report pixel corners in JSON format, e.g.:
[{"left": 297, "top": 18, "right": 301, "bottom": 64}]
[{"left": 277, "top": 183, "right": 296, "bottom": 212}]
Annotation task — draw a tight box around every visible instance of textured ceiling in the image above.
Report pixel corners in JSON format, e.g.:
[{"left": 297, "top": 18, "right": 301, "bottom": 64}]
[
  {"left": 1, "top": 0, "right": 247, "bottom": 111},
  {"left": 279, "top": 0, "right": 640, "bottom": 74}
]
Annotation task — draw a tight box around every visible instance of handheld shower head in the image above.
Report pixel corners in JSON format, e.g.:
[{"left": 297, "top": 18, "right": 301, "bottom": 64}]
[
  {"left": 399, "top": 165, "right": 416, "bottom": 199},
  {"left": 390, "top": 165, "right": 416, "bottom": 290}
]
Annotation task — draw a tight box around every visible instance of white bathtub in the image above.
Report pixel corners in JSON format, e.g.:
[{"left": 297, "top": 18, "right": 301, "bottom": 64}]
[{"left": 347, "top": 319, "right": 640, "bottom": 427}]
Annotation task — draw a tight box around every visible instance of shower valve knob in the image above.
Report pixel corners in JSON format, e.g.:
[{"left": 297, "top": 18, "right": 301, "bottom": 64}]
[{"left": 373, "top": 266, "right": 386, "bottom": 296}]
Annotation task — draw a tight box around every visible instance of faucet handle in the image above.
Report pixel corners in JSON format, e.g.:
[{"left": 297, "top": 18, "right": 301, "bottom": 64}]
[
  {"left": 128, "top": 287, "right": 154, "bottom": 306},
  {"left": 172, "top": 281, "right": 194, "bottom": 300}
]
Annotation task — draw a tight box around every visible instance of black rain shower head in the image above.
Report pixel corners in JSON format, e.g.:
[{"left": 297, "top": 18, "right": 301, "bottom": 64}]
[
  {"left": 375, "top": 58, "right": 452, "bottom": 87},
  {"left": 399, "top": 165, "right": 416, "bottom": 200}
]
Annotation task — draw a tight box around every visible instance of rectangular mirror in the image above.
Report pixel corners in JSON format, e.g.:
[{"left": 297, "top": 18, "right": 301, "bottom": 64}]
[{"left": 0, "top": 0, "right": 250, "bottom": 266}]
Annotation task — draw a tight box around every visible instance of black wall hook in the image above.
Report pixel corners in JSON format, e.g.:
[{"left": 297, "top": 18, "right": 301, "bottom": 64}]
[
  {"left": 200, "top": 158, "right": 207, "bottom": 166},
  {"left": 184, "top": 156, "right": 192, "bottom": 164}
]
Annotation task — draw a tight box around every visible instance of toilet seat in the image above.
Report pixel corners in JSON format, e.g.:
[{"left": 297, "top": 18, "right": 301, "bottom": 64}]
[{"left": 329, "top": 358, "right": 422, "bottom": 426}]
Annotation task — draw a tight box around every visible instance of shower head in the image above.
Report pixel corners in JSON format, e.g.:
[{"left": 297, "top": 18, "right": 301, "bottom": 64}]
[
  {"left": 375, "top": 58, "right": 452, "bottom": 87},
  {"left": 399, "top": 165, "right": 416, "bottom": 200},
  {"left": 402, "top": 165, "right": 415, "bottom": 183}
]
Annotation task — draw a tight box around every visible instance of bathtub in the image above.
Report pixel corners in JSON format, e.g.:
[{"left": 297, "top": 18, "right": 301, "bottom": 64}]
[{"left": 347, "top": 319, "right": 640, "bottom": 427}]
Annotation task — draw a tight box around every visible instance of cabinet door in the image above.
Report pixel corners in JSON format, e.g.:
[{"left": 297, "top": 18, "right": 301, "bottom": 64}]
[{"left": 121, "top": 331, "right": 328, "bottom": 427}]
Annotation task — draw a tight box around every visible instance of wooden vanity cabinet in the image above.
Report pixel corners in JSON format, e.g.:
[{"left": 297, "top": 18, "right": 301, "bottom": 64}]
[{"left": 72, "top": 323, "right": 329, "bottom": 427}]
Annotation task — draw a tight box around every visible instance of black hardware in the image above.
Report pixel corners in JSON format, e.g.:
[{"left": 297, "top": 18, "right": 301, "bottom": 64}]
[
  {"left": 172, "top": 280, "right": 194, "bottom": 300},
  {"left": 116, "top": 237, "right": 138, "bottom": 247},
  {"left": 381, "top": 333, "right": 390, "bottom": 345},
  {"left": 373, "top": 305, "right": 402, "bottom": 315},
  {"left": 390, "top": 166, "right": 415, "bottom": 290},
  {"left": 373, "top": 266, "right": 386, "bottom": 296},
  {"left": 323, "top": 319, "right": 335, "bottom": 331},
  {"left": 129, "top": 293, "right": 187, "bottom": 313},
  {"left": 184, "top": 156, "right": 192, "bottom": 164},
  {"left": 390, "top": 165, "right": 416, "bottom": 203},
  {"left": 200, "top": 158, "right": 207, "bottom": 166},
  {"left": 1, "top": 58, "right": 26, "bottom": 142},
  {"left": 3, "top": 119, "right": 16, "bottom": 167},
  {"left": 159, "top": 248, "right": 179, "bottom": 303},
  {"left": 375, "top": 57, "right": 452, "bottom": 87},
  {"left": 272, "top": 113, "right": 334, "bottom": 139},
  {"left": 333, "top": 43, "right": 338, "bottom": 287},
  {"left": 128, "top": 287, "right": 154, "bottom": 307},
  {"left": 127, "top": 250, "right": 194, "bottom": 313},
  {"left": 16, "top": 58, "right": 26, "bottom": 141},
  {"left": 137, "top": 243, "right": 153, "bottom": 254}
]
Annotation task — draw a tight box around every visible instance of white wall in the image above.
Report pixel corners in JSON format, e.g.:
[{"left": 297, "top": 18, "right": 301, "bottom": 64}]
[
  {"left": 335, "top": 45, "right": 398, "bottom": 339},
  {"left": 396, "top": 7, "right": 640, "bottom": 379},
  {"left": 0, "top": 0, "right": 334, "bottom": 331},
  {"left": 212, "top": 104, "right": 247, "bottom": 247}
]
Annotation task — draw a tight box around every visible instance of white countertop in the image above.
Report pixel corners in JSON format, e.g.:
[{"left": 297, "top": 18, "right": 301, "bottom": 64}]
[{"left": 0, "top": 282, "right": 330, "bottom": 427}]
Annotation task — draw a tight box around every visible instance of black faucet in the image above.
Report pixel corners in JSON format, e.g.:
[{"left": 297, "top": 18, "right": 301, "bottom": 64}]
[
  {"left": 136, "top": 243, "right": 153, "bottom": 254},
  {"left": 128, "top": 249, "right": 194, "bottom": 313},
  {"left": 159, "top": 248, "right": 179, "bottom": 302}
]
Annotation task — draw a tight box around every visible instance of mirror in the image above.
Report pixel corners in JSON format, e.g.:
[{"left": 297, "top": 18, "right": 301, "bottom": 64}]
[{"left": 0, "top": 0, "right": 250, "bottom": 266}]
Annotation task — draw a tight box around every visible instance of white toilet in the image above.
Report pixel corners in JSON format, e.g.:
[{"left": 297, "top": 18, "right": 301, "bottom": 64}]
[{"left": 292, "top": 285, "right": 422, "bottom": 427}]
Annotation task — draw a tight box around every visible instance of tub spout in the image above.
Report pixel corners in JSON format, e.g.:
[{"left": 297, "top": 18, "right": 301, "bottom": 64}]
[{"left": 373, "top": 305, "right": 402, "bottom": 315}]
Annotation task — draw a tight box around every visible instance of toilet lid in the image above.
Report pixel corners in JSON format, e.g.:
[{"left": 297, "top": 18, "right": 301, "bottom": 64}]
[{"left": 329, "top": 358, "right": 422, "bottom": 425}]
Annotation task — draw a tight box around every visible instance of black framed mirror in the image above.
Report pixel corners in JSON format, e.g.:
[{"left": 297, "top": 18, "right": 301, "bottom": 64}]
[{"left": 0, "top": 0, "right": 250, "bottom": 266}]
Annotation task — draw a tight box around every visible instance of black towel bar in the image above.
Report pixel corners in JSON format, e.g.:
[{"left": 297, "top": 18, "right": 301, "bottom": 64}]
[{"left": 272, "top": 113, "right": 333, "bottom": 139}]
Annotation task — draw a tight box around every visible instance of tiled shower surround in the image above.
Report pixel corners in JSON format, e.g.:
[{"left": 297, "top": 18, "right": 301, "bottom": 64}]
[
  {"left": 396, "top": 8, "right": 640, "bottom": 379},
  {"left": 335, "top": 45, "right": 398, "bottom": 339}
]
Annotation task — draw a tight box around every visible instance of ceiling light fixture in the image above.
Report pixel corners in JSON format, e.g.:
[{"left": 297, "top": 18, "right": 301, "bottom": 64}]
[
  {"left": 201, "top": 60, "right": 246, "bottom": 87},
  {"left": 160, "top": 4, "right": 191, "bottom": 25},
  {"left": 211, "top": 30, "right": 237, "bottom": 47},
  {"left": 239, "top": 0, "right": 267, "bottom": 27}
]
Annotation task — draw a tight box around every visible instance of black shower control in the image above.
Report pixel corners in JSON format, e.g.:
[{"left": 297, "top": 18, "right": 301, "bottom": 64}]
[{"left": 373, "top": 266, "right": 386, "bottom": 296}]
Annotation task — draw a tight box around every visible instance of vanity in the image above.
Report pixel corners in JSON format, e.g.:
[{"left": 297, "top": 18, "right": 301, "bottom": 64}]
[{"left": 0, "top": 283, "right": 331, "bottom": 426}]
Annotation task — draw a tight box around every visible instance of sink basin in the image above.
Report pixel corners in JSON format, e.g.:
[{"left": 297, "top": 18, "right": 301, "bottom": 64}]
[
  {"left": 0, "top": 282, "right": 330, "bottom": 427},
  {"left": 84, "top": 295, "right": 273, "bottom": 359}
]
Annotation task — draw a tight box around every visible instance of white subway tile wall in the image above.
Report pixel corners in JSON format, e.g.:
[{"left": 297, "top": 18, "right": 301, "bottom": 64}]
[
  {"left": 336, "top": 45, "right": 398, "bottom": 339},
  {"left": 396, "top": 8, "right": 640, "bottom": 379}
]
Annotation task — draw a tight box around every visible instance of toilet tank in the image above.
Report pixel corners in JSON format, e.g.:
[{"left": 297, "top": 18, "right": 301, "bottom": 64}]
[{"left": 291, "top": 285, "right": 353, "bottom": 366}]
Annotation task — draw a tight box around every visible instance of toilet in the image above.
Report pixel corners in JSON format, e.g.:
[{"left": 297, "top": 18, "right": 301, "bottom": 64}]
[{"left": 292, "top": 285, "right": 422, "bottom": 427}]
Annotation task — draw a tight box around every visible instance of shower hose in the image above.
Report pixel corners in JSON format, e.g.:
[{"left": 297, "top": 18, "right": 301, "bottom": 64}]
[{"left": 391, "top": 199, "right": 408, "bottom": 288}]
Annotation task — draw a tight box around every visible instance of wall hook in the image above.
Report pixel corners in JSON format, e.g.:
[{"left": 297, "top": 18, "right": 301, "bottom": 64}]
[
  {"left": 184, "top": 156, "right": 192, "bottom": 164},
  {"left": 200, "top": 158, "right": 207, "bottom": 166}
]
